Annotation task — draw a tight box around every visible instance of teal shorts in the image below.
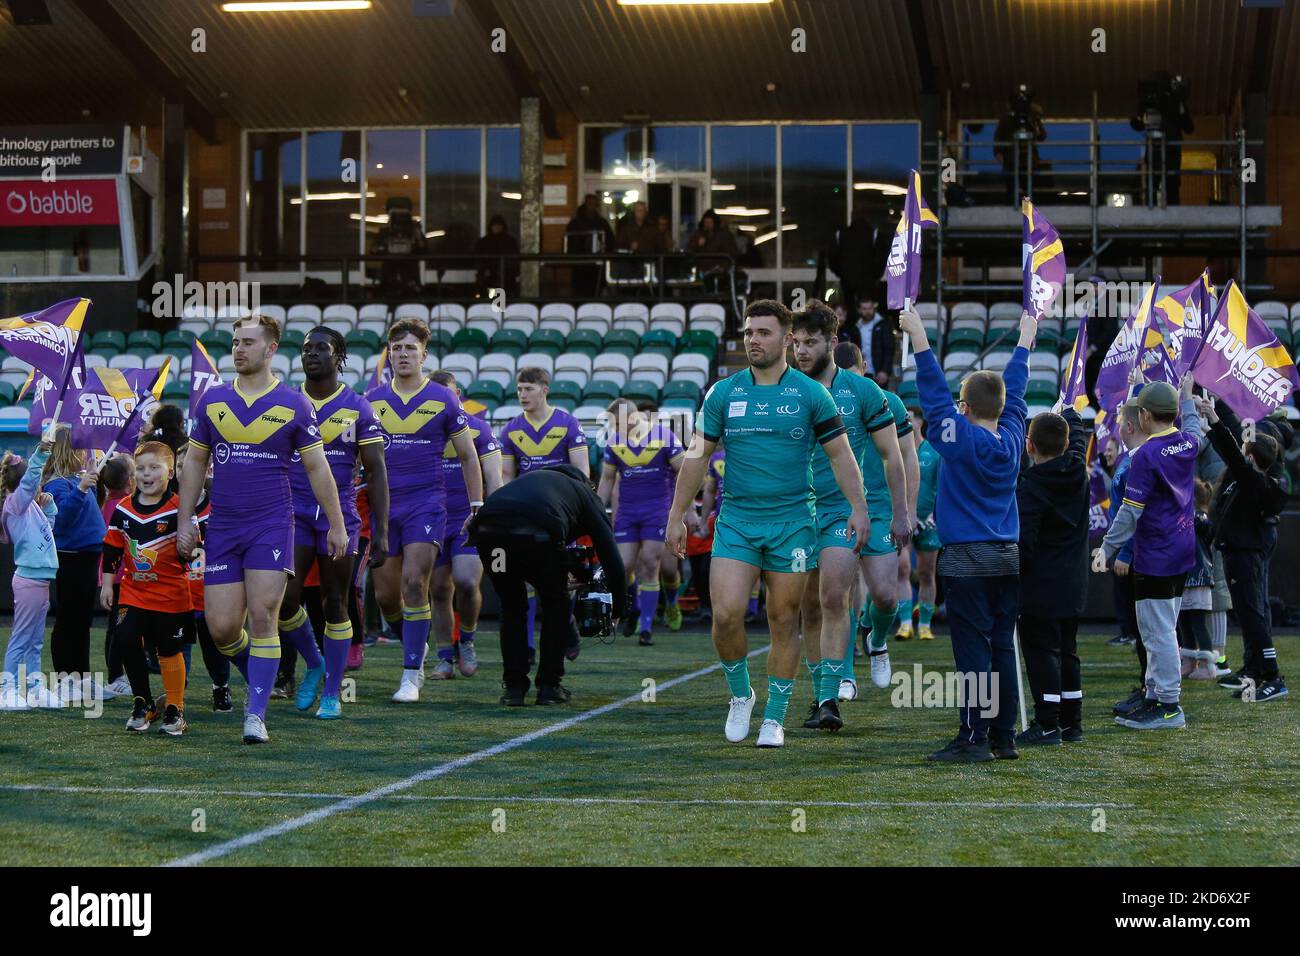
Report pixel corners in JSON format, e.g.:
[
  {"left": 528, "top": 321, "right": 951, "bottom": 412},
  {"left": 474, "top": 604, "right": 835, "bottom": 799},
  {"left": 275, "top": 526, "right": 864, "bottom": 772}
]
[
  {"left": 713, "top": 514, "right": 818, "bottom": 573},
  {"left": 914, "top": 521, "right": 942, "bottom": 552},
  {"left": 816, "top": 506, "right": 854, "bottom": 553},
  {"left": 862, "top": 495, "right": 897, "bottom": 557}
]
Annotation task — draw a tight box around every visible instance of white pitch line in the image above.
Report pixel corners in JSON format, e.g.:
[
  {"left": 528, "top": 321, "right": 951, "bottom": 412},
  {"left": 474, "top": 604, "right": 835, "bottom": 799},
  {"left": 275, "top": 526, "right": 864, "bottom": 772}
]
[
  {"left": 162, "top": 646, "right": 770, "bottom": 867},
  {"left": 0, "top": 783, "right": 1133, "bottom": 811}
]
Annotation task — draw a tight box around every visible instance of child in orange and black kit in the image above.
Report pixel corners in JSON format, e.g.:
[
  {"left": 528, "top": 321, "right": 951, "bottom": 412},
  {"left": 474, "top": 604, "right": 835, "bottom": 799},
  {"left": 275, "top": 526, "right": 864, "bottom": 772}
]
[{"left": 100, "top": 441, "right": 194, "bottom": 736}]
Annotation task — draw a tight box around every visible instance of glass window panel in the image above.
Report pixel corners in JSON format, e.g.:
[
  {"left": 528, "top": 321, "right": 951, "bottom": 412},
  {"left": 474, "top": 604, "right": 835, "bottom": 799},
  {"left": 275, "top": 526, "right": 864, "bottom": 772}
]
[
  {"left": 304, "top": 130, "right": 361, "bottom": 259},
  {"left": 781, "top": 124, "right": 846, "bottom": 269},
  {"left": 425, "top": 128, "right": 481, "bottom": 254},
  {"left": 852, "top": 122, "right": 919, "bottom": 223},
  {"left": 584, "top": 125, "right": 642, "bottom": 177},
  {"left": 647, "top": 125, "right": 704, "bottom": 175},
  {"left": 364, "top": 130, "right": 421, "bottom": 250},
  {"left": 246, "top": 130, "right": 300, "bottom": 269},
  {"left": 709, "top": 125, "right": 776, "bottom": 268},
  {"left": 486, "top": 127, "right": 521, "bottom": 241}
]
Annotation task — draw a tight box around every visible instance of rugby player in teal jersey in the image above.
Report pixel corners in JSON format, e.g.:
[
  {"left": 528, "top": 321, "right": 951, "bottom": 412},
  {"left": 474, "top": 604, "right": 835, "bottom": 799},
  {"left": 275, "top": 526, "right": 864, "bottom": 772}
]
[
  {"left": 896, "top": 406, "right": 941, "bottom": 641},
  {"left": 790, "top": 302, "right": 911, "bottom": 731},
  {"left": 666, "top": 300, "right": 870, "bottom": 749}
]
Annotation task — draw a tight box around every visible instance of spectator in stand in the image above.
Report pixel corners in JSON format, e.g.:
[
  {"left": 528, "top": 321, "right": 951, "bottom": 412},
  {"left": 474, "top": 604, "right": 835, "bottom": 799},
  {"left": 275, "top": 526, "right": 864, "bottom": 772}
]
[
  {"left": 830, "top": 204, "right": 889, "bottom": 317},
  {"left": 656, "top": 214, "right": 678, "bottom": 253},
  {"left": 566, "top": 193, "right": 615, "bottom": 297},
  {"left": 42, "top": 426, "right": 107, "bottom": 693},
  {"left": 615, "top": 201, "right": 664, "bottom": 255},
  {"left": 688, "top": 209, "right": 739, "bottom": 293},
  {"left": 853, "top": 299, "right": 895, "bottom": 388},
  {"left": 474, "top": 214, "right": 520, "bottom": 298}
]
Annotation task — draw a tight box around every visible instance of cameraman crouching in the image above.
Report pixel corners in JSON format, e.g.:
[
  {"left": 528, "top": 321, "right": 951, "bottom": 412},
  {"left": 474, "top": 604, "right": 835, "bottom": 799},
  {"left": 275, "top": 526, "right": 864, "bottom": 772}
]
[{"left": 468, "top": 464, "right": 626, "bottom": 706}]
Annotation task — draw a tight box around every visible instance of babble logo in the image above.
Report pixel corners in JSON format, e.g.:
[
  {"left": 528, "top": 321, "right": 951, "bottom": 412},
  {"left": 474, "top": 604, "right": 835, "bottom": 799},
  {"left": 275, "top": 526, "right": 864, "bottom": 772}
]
[{"left": 6, "top": 191, "right": 25, "bottom": 215}]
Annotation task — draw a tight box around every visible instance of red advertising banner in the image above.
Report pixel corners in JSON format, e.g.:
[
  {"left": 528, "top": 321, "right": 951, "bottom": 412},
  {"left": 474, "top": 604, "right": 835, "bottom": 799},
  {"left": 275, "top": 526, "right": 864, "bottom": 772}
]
[{"left": 0, "top": 179, "right": 119, "bottom": 227}]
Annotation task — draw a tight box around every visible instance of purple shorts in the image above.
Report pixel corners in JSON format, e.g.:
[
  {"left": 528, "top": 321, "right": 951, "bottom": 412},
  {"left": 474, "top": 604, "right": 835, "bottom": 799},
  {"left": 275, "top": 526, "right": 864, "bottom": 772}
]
[
  {"left": 293, "top": 507, "right": 361, "bottom": 557},
  {"left": 614, "top": 511, "right": 667, "bottom": 544},
  {"left": 435, "top": 512, "right": 477, "bottom": 567},
  {"left": 204, "top": 518, "right": 294, "bottom": 586},
  {"left": 388, "top": 499, "right": 446, "bottom": 557}
]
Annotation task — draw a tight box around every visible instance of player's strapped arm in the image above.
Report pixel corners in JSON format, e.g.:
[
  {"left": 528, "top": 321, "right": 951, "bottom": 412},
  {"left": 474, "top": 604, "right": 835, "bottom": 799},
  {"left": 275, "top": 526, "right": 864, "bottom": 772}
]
[
  {"left": 451, "top": 426, "right": 484, "bottom": 510},
  {"left": 358, "top": 441, "right": 389, "bottom": 555},
  {"left": 567, "top": 444, "right": 590, "bottom": 479},
  {"left": 898, "top": 428, "right": 919, "bottom": 526},
  {"left": 479, "top": 447, "right": 504, "bottom": 497},
  {"left": 872, "top": 424, "right": 912, "bottom": 540},
  {"left": 175, "top": 441, "right": 210, "bottom": 559},
  {"left": 666, "top": 431, "right": 717, "bottom": 556}
]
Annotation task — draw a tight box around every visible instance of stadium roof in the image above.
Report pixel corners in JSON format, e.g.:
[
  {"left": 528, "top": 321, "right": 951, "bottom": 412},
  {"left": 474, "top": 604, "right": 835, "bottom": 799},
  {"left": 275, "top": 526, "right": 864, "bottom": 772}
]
[{"left": 1, "top": 0, "right": 1296, "bottom": 133}]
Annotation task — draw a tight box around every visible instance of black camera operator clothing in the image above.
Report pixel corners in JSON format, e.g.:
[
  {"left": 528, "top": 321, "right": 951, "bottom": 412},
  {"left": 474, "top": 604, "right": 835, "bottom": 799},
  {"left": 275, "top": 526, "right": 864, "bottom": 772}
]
[{"left": 469, "top": 466, "right": 626, "bottom": 694}]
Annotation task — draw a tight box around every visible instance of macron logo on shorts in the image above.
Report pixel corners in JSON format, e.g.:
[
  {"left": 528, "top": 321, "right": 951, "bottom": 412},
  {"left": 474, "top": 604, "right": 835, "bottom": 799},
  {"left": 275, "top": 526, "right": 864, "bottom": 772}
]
[
  {"left": 425, "top": 524, "right": 432, "bottom": 534},
  {"left": 273, "top": 549, "right": 281, "bottom": 561}
]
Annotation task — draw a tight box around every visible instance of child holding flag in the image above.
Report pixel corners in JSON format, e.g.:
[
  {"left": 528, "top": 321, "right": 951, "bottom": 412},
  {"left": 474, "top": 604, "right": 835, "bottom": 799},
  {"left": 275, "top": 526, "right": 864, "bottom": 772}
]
[
  {"left": 1101, "top": 380, "right": 1202, "bottom": 730},
  {"left": 0, "top": 436, "right": 60, "bottom": 710},
  {"left": 100, "top": 442, "right": 194, "bottom": 735}
]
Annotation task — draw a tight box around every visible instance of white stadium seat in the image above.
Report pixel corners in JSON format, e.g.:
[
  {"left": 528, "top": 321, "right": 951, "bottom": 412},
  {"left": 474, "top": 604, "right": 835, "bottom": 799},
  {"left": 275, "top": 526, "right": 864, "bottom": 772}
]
[
  {"left": 689, "top": 303, "right": 725, "bottom": 339},
  {"left": 440, "top": 352, "right": 478, "bottom": 384},
  {"left": 554, "top": 352, "right": 592, "bottom": 388},
  {"left": 539, "top": 303, "right": 576, "bottom": 334},
  {"left": 357, "top": 320, "right": 387, "bottom": 339},
  {"left": 492, "top": 404, "right": 523, "bottom": 427},
  {"left": 322, "top": 304, "right": 358, "bottom": 328},
  {"left": 670, "top": 353, "right": 710, "bottom": 391},
  {"left": 988, "top": 302, "right": 1023, "bottom": 325},
  {"left": 428, "top": 303, "right": 463, "bottom": 328},
  {"left": 109, "top": 354, "right": 144, "bottom": 370},
  {"left": 287, "top": 304, "right": 322, "bottom": 326},
  {"left": 395, "top": 303, "right": 431, "bottom": 324},
  {"left": 649, "top": 303, "right": 686, "bottom": 338},
  {"left": 257, "top": 304, "right": 287, "bottom": 328},
  {"left": 466, "top": 303, "right": 500, "bottom": 336},
  {"left": 358, "top": 304, "right": 390, "bottom": 326},
  {"left": 514, "top": 352, "right": 554, "bottom": 378},
  {"left": 179, "top": 319, "right": 210, "bottom": 338},
  {"left": 503, "top": 303, "right": 539, "bottom": 334},
  {"left": 84, "top": 354, "right": 108, "bottom": 369},
  {"left": 1, "top": 356, "right": 32, "bottom": 374},
  {"left": 477, "top": 353, "right": 516, "bottom": 388},
  {"left": 576, "top": 303, "right": 613, "bottom": 335},
  {"left": 942, "top": 350, "right": 979, "bottom": 373},
  {"left": 630, "top": 353, "right": 668, "bottom": 389},
  {"left": 612, "top": 302, "right": 649, "bottom": 335},
  {"left": 592, "top": 351, "right": 630, "bottom": 387},
  {"left": 270, "top": 354, "right": 292, "bottom": 378}
]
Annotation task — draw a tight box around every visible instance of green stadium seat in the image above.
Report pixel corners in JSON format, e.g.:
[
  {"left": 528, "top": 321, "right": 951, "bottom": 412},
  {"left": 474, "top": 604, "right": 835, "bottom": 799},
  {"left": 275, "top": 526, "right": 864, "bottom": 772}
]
[
  {"left": 489, "top": 329, "right": 528, "bottom": 357},
  {"left": 896, "top": 381, "right": 919, "bottom": 404},
  {"left": 566, "top": 329, "right": 603, "bottom": 356},
  {"left": 127, "top": 347, "right": 155, "bottom": 362},
  {"left": 92, "top": 330, "right": 126, "bottom": 352},
  {"left": 126, "top": 330, "right": 162, "bottom": 351},
  {"left": 946, "top": 328, "right": 984, "bottom": 352},
  {"left": 661, "top": 379, "right": 701, "bottom": 406},
  {"left": 582, "top": 380, "right": 622, "bottom": 405},
  {"left": 983, "top": 328, "right": 1019, "bottom": 350},
  {"left": 452, "top": 328, "right": 489, "bottom": 356},
  {"left": 352, "top": 381, "right": 369, "bottom": 395},
  {"left": 163, "top": 382, "right": 189, "bottom": 402},
  {"left": 683, "top": 329, "right": 719, "bottom": 356},
  {"left": 0, "top": 382, "right": 16, "bottom": 405},
  {"left": 603, "top": 329, "right": 640, "bottom": 355},
  {"left": 640, "top": 329, "right": 678, "bottom": 357},
  {"left": 345, "top": 329, "right": 382, "bottom": 355},
  {"left": 550, "top": 396, "right": 577, "bottom": 412},
  {"left": 1025, "top": 382, "right": 1059, "bottom": 405},
  {"left": 548, "top": 380, "right": 583, "bottom": 405},
  {"left": 528, "top": 329, "right": 567, "bottom": 357},
  {"left": 162, "top": 329, "right": 194, "bottom": 350},
  {"left": 466, "top": 379, "right": 505, "bottom": 406},
  {"left": 419, "top": 328, "right": 447, "bottom": 358},
  {"left": 279, "top": 329, "right": 305, "bottom": 353},
  {"left": 661, "top": 397, "right": 697, "bottom": 410},
  {"left": 945, "top": 373, "right": 965, "bottom": 397},
  {"left": 621, "top": 379, "right": 661, "bottom": 405},
  {"left": 201, "top": 329, "right": 233, "bottom": 353}
]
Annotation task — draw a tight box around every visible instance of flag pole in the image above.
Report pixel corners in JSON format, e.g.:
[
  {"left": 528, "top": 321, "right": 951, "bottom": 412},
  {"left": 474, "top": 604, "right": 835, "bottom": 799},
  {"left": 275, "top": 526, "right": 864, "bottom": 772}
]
[
  {"left": 1013, "top": 625, "right": 1029, "bottom": 732},
  {"left": 900, "top": 297, "right": 912, "bottom": 371},
  {"left": 43, "top": 334, "right": 84, "bottom": 443}
]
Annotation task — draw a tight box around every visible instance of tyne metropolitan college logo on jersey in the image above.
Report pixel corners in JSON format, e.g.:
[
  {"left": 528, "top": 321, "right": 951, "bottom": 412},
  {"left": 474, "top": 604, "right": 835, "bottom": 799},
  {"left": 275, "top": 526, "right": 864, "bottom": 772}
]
[{"left": 214, "top": 442, "right": 231, "bottom": 464}]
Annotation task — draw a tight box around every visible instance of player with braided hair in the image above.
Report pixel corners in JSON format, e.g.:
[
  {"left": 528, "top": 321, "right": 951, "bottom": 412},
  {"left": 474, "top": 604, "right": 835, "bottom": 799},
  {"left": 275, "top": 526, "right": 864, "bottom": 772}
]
[{"left": 278, "top": 326, "right": 390, "bottom": 719}]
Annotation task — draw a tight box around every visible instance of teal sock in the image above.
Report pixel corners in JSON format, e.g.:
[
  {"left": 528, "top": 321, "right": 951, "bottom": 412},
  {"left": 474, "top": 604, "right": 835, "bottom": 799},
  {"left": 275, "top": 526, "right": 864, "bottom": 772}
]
[
  {"left": 858, "top": 604, "right": 872, "bottom": 632},
  {"left": 897, "top": 598, "right": 914, "bottom": 629},
  {"left": 721, "top": 658, "right": 752, "bottom": 699},
  {"left": 919, "top": 603, "right": 934, "bottom": 628},
  {"left": 820, "top": 657, "right": 844, "bottom": 704},
  {"left": 763, "top": 675, "right": 794, "bottom": 724},
  {"left": 805, "top": 658, "right": 822, "bottom": 702},
  {"left": 869, "top": 602, "right": 897, "bottom": 651}
]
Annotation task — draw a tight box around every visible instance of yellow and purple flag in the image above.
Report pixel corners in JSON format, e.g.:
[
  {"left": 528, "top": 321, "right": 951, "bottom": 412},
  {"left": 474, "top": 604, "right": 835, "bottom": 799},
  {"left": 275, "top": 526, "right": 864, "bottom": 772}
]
[
  {"left": 1022, "top": 200, "right": 1065, "bottom": 322},
  {"left": 1057, "top": 314, "right": 1091, "bottom": 412},
  {"left": 1154, "top": 270, "right": 1215, "bottom": 375},
  {"left": 885, "top": 169, "right": 938, "bottom": 310},
  {"left": 1190, "top": 280, "right": 1299, "bottom": 420},
  {"left": 367, "top": 346, "right": 391, "bottom": 392},
  {"left": 0, "top": 298, "right": 89, "bottom": 388},
  {"left": 1095, "top": 278, "right": 1160, "bottom": 414},
  {"left": 189, "top": 338, "right": 224, "bottom": 423},
  {"left": 28, "top": 361, "right": 169, "bottom": 448}
]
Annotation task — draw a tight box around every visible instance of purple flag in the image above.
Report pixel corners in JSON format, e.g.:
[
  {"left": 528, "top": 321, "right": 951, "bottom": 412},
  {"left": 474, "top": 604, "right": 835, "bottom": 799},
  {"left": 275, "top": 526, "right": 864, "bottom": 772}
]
[
  {"left": 1141, "top": 341, "right": 1180, "bottom": 388},
  {"left": 0, "top": 298, "right": 90, "bottom": 387},
  {"left": 1022, "top": 200, "right": 1066, "bottom": 322},
  {"left": 1058, "top": 314, "right": 1091, "bottom": 412},
  {"left": 1095, "top": 278, "right": 1160, "bottom": 414},
  {"left": 189, "top": 338, "right": 224, "bottom": 424},
  {"left": 29, "top": 363, "right": 169, "bottom": 448},
  {"left": 367, "top": 346, "right": 391, "bottom": 392},
  {"left": 1191, "top": 280, "right": 1299, "bottom": 421},
  {"left": 1154, "top": 270, "right": 1215, "bottom": 376},
  {"left": 885, "top": 169, "right": 938, "bottom": 310}
]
